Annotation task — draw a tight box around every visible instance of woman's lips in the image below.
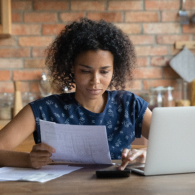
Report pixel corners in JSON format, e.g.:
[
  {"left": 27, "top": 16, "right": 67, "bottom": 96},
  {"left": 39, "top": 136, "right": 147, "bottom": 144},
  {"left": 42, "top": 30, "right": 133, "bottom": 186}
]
[{"left": 87, "top": 89, "right": 102, "bottom": 95}]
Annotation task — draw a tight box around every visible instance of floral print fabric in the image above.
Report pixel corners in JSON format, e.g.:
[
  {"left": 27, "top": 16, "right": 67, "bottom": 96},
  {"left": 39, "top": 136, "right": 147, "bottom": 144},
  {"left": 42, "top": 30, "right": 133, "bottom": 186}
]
[{"left": 30, "top": 90, "right": 148, "bottom": 159}]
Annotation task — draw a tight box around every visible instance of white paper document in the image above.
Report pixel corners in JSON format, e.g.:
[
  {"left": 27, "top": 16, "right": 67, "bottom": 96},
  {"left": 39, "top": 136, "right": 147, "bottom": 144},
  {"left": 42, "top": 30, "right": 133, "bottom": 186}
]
[
  {"left": 40, "top": 120, "right": 112, "bottom": 164},
  {"left": 0, "top": 165, "right": 82, "bottom": 183}
]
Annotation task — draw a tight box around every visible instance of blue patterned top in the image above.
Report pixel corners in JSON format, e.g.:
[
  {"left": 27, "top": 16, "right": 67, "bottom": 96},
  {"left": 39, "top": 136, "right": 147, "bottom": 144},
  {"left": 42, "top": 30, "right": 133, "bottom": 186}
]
[{"left": 29, "top": 90, "right": 148, "bottom": 159}]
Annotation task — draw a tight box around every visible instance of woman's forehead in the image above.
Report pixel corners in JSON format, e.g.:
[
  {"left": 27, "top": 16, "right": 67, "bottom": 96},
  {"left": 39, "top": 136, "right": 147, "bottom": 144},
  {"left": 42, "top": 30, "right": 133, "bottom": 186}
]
[{"left": 75, "top": 49, "right": 114, "bottom": 64}]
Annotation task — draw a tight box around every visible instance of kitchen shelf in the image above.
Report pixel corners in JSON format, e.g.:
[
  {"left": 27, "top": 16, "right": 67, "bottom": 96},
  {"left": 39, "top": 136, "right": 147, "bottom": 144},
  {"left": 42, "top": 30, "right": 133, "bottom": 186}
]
[
  {"left": 0, "top": 0, "right": 11, "bottom": 38},
  {"left": 175, "top": 41, "right": 195, "bottom": 49}
]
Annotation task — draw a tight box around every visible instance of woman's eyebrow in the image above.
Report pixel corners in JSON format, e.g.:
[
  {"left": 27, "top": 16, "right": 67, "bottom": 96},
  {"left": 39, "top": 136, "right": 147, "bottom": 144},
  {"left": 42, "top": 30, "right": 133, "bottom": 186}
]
[
  {"left": 79, "top": 64, "right": 112, "bottom": 69},
  {"left": 79, "top": 64, "right": 92, "bottom": 69}
]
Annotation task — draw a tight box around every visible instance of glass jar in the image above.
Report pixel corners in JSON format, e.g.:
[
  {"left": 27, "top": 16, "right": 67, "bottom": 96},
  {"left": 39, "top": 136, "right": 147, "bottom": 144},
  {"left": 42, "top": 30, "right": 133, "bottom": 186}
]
[
  {"left": 148, "top": 94, "right": 157, "bottom": 111},
  {"left": 39, "top": 72, "right": 52, "bottom": 97},
  {"left": 164, "top": 86, "right": 175, "bottom": 107},
  {"left": 175, "top": 79, "right": 191, "bottom": 107},
  {"left": 150, "top": 86, "right": 166, "bottom": 108},
  {"left": 0, "top": 93, "right": 13, "bottom": 120}
]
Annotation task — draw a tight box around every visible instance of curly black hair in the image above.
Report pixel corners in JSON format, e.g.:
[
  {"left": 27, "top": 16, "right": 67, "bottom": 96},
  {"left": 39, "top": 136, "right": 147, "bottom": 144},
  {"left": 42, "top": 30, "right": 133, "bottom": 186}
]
[{"left": 46, "top": 18, "right": 136, "bottom": 93}]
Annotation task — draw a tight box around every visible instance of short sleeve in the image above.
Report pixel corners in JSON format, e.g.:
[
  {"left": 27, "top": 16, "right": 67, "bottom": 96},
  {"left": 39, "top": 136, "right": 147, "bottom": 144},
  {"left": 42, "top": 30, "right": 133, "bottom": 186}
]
[
  {"left": 29, "top": 98, "right": 44, "bottom": 144},
  {"left": 134, "top": 95, "right": 148, "bottom": 138}
]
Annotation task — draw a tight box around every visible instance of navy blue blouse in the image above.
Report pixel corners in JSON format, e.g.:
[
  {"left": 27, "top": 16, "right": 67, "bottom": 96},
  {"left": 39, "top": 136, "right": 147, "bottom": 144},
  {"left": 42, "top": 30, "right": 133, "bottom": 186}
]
[{"left": 29, "top": 90, "right": 148, "bottom": 159}]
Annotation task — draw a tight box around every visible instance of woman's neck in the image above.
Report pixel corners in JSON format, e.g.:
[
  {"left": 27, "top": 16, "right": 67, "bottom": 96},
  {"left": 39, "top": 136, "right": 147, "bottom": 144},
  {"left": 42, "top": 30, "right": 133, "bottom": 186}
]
[{"left": 74, "top": 92, "right": 107, "bottom": 113}]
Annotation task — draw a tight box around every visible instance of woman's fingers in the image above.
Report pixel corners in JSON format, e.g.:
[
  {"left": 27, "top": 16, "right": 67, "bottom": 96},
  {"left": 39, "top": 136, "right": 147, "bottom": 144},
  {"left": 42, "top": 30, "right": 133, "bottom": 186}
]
[
  {"left": 30, "top": 143, "right": 55, "bottom": 169},
  {"left": 121, "top": 148, "right": 129, "bottom": 161},
  {"left": 119, "top": 148, "right": 147, "bottom": 170},
  {"left": 32, "top": 143, "right": 55, "bottom": 153},
  {"left": 119, "top": 149, "right": 132, "bottom": 170}
]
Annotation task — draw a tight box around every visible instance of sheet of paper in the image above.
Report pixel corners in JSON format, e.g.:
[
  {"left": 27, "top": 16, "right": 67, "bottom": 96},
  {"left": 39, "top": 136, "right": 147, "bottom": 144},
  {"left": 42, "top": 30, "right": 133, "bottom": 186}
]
[
  {"left": 0, "top": 165, "right": 82, "bottom": 183},
  {"left": 40, "top": 120, "right": 112, "bottom": 164}
]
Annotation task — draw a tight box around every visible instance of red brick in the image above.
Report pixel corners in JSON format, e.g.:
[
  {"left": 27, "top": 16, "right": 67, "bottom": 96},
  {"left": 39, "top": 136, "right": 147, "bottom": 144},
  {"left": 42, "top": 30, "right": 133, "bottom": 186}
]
[
  {"left": 143, "top": 23, "right": 180, "bottom": 34},
  {"left": 129, "top": 35, "right": 154, "bottom": 45},
  {"left": 19, "top": 36, "right": 53, "bottom": 47},
  {"left": 163, "top": 67, "right": 180, "bottom": 79},
  {"left": 145, "top": 1, "right": 180, "bottom": 10},
  {"left": 183, "top": 26, "right": 195, "bottom": 34},
  {"left": 125, "top": 12, "right": 159, "bottom": 22},
  {"left": 115, "top": 24, "right": 141, "bottom": 34},
  {"left": 71, "top": 1, "right": 105, "bottom": 11},
  {"left": 0, "top": 71, "right": 10, "bottom": 81},
  {"left": 13, "top": 70, "right": 42, "bottom": 81},
  {"left": 12, "top": 24, "right": 41, "bottom": 35},
  {"left": 0, "top": 59, "right": 23, "bottom": 68},
  {"left": 24, "top": 59, "right": 46, "bottom": 69},
  {"left": 143, "top": 79, "right": 178, "bottom": 90},
  {"left": 150, "top": 46, "right": 168, "bottom": 56},
  {"left": 0, "top": 48, "right": 30, "bottom": 58},
  {"left": 135, "top": 46, "right": 150, "bottom": 56},
  {"left": 20, "top": 82, "right": 30, "bottom": 92},
  {"left": 133, "top": 67, "right": 162, "bottom": 79},
  {"left": 108, "top": 1, "right": 142, "bottom": 10},
  {"left": 0, "top": 37, "right": 16, "bottom": 46},
  {"left": 161, "top": 11, "right": 180, "bottom": 22},
  {"left": 137, "top": 57, "right": 148, "bottom": 67},
  {"left": 135, "top": 46, "right": 168, "bottom": 56},
  {"left": 60, "top": 12, "right": 85, "bottom": 22},
  {"left": 0, "top": 82, "right": 14, "bottom": 93},
  {"left": 34, "top": 1, "right": 68, "bottom": 10},
  {"left": 156, "top": 35, "right": 191, "bottom": 44},
  {"left": 32, "top": 48, "right": 47, "bottom": 57},
  {"left": 151, "top": 57, "right": 170, "bottom": 67},
  {"left": 11, "top": 1, "right": 32, "bottom": 10},
  {"left": 24, "top": 13, "right": 57, "bottom": 23},
  {"left": 185, "top": 0, "right": 195, "bottom": 9},
  {"left": 42, "top": 24, "right": 65, "bottom": 35},
  {"left": 170, "top": 45, "right": 180, "bottom": 56},
  {"left": 1, "top": 82, "right": 29, "bottom": 93},
  {"left": 12, "top": 12, "right": 22, "bottom": 23},
  {"left": 130, "top": 91, "right": 145, "bottom": 96},
  {"left": 125, "top": 80, "right": 142, "bottom": 90},
  {"left": 30, "top": 82, "right": 40, "bottom": 93},
  {"left": 87, "top": 12, "right": 122, "bottom": 22}
]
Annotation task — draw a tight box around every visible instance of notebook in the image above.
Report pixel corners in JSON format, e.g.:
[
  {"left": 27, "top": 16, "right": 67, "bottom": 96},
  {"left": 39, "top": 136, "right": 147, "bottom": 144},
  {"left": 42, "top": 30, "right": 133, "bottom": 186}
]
[{"left": 129, "top": 106, "right": 195, "bottom": 176}]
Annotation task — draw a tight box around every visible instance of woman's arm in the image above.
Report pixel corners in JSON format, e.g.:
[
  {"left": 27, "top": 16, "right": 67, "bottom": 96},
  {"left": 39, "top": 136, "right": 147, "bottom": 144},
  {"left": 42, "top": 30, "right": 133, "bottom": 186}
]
[
  {"left": 0, "top": 105, "right": 55, "bottom": 168},
  {"left": 0, "top": 105, "right": 36, "bottom": 150},
  {"left": 119, "top": 108, "right": 152, "bottom": 170},
  {"left": 140, "top": 107, "right": 152, "bottom": 139}
]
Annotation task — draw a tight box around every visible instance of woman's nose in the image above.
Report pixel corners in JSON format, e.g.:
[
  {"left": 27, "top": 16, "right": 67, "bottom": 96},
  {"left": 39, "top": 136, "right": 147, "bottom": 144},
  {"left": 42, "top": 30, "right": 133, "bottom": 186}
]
[{"left": 90, "top": 73, "right": 100, "bottom": 84}]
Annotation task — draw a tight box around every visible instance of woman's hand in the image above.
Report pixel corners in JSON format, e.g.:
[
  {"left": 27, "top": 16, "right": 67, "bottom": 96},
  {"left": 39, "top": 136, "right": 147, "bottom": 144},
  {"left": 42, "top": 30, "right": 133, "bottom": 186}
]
[
  {"left": 119, "top": 148, "right": 147, "bottom": 170},
  {"left": 29, "top": 143, "right": 55, "bottom": 169}
]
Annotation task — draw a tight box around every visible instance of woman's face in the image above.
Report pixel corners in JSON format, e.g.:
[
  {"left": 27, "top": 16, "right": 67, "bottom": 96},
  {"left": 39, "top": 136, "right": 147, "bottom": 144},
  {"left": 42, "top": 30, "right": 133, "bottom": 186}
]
[{"left": 73, "top": 49, "right": 114, "bottom": 100}]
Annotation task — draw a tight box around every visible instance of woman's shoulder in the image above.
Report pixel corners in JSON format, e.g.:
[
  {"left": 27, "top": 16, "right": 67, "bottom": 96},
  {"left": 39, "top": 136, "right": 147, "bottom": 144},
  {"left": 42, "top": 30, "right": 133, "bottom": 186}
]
[
  {"left": 108, "top": 90, "right": 147, "bottom": 106},
  {"left": 30, "top": 92, "right": 75, "bottom": 106},
  {"left": 108, "top": 90, "right": 135, "bottom": 100}
]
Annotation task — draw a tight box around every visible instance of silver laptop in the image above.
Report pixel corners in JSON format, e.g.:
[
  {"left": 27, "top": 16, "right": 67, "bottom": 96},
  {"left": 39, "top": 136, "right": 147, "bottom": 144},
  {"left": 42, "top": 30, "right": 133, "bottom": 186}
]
[{"left": 129, "top": 106, "right": 195, "bottom": 176}]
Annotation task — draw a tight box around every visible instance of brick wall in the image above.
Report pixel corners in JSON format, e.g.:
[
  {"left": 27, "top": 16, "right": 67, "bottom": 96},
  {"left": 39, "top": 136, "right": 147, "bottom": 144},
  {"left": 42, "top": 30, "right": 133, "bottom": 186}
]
[{"left": 0, "top": 0, "right": 195, "bottom": 97}]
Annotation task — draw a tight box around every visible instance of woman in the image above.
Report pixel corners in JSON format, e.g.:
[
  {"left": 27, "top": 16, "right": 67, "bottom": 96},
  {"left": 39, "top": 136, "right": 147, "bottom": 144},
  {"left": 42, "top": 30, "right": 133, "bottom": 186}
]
[{"left": 0, "top": 18, "right": 151, "bottom": 170}]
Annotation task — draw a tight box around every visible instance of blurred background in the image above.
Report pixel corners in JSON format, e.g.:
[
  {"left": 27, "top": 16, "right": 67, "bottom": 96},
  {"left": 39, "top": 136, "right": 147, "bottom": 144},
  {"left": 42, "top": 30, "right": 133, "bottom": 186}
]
[{"left": 0, "top": 0, "right": 195, "bottom": 145}]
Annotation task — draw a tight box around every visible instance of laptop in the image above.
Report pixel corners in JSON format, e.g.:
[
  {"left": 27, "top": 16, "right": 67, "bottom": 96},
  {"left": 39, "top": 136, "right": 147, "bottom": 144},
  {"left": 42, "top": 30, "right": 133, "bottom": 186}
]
[{"left": 129, "top": 106, "right": 195, "bottom": 176}]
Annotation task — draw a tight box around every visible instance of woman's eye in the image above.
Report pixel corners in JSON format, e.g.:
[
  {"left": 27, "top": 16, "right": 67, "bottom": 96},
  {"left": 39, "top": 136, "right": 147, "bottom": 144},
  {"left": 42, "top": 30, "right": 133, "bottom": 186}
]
[
  {"left": 81, "top": 70, "right": 90, "bottom": 73},
  {"left": 100, "top": 71, "right": 108, "bottom": 74}
]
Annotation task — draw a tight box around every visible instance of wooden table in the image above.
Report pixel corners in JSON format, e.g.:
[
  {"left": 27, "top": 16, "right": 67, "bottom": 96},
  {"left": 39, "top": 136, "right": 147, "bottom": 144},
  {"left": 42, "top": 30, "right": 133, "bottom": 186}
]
[
  {"left": 1, "top": 160, "right": 195, "bottom": 195},
  {"left": 1, "top": 125, "right": 195, "bottom": 195}
]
